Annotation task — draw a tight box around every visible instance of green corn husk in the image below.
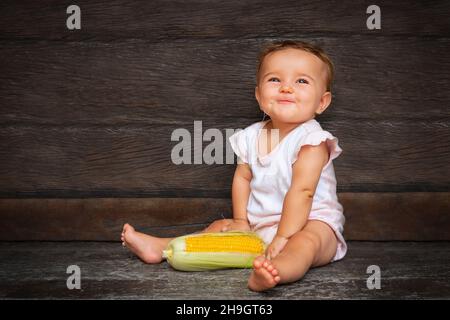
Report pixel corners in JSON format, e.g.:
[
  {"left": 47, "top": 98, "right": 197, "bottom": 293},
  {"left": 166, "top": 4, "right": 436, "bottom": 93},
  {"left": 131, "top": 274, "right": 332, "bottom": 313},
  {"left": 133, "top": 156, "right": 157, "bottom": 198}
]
[{"left": 162, "top": 231, "right": 266, "bottom": 272}]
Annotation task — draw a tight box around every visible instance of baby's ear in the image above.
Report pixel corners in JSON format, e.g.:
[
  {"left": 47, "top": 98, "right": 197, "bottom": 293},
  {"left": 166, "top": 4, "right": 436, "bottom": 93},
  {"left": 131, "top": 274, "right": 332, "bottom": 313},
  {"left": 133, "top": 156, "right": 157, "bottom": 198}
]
[
  {"left": 255, "top": 86, "right": 260, "bottom": 104},
  {"left": 317, "top": 91, "right": 332, "bottom": 114}
]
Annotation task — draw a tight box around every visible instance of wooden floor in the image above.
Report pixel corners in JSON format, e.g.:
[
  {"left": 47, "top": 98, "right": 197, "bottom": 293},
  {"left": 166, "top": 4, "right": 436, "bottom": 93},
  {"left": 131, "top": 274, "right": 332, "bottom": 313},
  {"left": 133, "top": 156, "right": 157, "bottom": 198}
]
[{"left": 0, "top": 241, "right": 449, "bottom": 299}]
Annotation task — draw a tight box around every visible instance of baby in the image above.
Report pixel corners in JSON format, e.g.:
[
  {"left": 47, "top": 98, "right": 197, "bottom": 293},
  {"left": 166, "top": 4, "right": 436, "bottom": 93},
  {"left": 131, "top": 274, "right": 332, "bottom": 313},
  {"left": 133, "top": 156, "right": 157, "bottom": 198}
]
[{"left": 121, "top": 40, "right": 346, "bottom": 292}]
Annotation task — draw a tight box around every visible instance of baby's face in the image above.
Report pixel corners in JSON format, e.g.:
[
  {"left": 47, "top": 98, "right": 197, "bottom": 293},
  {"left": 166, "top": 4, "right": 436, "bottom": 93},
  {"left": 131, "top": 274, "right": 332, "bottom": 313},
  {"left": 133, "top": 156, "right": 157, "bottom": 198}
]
[{"left": 255, "top": 48, "right": 332, "bottom": 124}]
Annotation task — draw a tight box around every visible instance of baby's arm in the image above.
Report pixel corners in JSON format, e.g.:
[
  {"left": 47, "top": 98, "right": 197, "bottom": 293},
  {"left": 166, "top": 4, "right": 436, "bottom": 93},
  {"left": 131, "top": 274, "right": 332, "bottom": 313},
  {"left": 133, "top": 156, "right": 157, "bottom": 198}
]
[
  {"left": 222, "top": 163, "right": 253, "bottom": 231},
  {"left": 232, "top": 163, "right": 252, "bottom": 221},
  {"left": 266, "top": 141, "right": 329, "bottom": 258}
]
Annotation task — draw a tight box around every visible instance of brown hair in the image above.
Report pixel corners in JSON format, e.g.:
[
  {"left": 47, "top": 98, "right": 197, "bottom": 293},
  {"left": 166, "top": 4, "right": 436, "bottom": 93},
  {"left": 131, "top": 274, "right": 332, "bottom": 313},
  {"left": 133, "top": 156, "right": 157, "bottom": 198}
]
[{"left": 256, "top": 40, "right": 335, "bottom": 92}]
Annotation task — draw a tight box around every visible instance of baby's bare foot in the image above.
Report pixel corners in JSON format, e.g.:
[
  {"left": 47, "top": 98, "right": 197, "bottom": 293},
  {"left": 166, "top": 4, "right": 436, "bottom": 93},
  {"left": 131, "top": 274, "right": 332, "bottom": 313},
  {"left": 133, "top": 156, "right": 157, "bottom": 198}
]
[
  {"left": 248, "top": 256, "right": 281, "bottom": 292},
  {"left": 122, "top": 223, "right": 167, "bottom": 264}
]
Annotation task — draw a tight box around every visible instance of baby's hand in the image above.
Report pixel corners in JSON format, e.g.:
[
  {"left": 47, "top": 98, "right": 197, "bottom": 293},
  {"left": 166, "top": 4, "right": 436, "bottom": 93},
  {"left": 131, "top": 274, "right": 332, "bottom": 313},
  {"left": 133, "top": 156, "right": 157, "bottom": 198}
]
[
  {"left": 265, "top": 234, "right": 289, "bottom": 260},
  {"left": 221, "top": 219, "right": 251, "bottom": 232}
]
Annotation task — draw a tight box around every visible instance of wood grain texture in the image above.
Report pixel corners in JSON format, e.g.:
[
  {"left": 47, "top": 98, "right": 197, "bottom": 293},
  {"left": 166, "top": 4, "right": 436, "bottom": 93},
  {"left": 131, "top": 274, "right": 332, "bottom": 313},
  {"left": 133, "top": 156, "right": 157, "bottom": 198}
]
[
  {"left": 0, "top": 193, "right": 448, "bottom": 241},
  {"left": 0, "top": 1, "right": 449, "bottom": 244},
  {"left": 0, "top": 0, "right": 449, "bottom": 41},
  {"left": 0, "top": 241, "right": 449, "bottom": 299},
  {"left": 0, "top": 121, "right": 448, "bottom": 197},
  {"left": 0, "top": 38, "right": 449, "bottom": 124},
  {"left": 0, "top": 197, "right": 231, "bottom": 241}
]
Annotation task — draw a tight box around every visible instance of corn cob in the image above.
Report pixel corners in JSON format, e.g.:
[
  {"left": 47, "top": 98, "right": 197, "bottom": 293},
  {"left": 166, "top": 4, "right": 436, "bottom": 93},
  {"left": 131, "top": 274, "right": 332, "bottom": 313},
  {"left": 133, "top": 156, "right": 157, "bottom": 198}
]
[{"left": 162, "top": 231, "right": 266, "bottom": 271}]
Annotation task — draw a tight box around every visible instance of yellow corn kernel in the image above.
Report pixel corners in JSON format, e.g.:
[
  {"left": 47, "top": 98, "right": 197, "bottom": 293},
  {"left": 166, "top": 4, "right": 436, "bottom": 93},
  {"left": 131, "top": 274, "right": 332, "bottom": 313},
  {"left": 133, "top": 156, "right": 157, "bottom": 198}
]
[
  {"left": 185, "top": 234, "right": 264, "bottom": 254},
  {"left": 162, "top": 231, "right": 266, "bottom": 272}
]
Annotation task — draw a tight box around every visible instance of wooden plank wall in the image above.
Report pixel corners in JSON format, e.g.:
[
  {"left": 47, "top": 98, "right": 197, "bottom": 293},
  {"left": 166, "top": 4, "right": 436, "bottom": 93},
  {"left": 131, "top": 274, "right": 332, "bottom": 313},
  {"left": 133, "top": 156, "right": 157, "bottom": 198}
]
[{"left": 0, "top": 0, "right": 449, "bottom": 240}]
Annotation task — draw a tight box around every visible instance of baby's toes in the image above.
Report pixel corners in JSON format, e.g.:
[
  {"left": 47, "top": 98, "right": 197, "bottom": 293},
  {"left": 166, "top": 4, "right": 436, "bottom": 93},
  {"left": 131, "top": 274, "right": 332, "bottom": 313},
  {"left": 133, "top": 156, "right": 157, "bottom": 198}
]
[
  {"left": 274, "top": 275, "right": 281, "bottom": 283},
  {"left": 123, "top": 223, "right": 132, "bottom": 233},
  {"left": 270, "top": 267, "right": 278, "bottom": 277},
  {"left": 263, "top": 260, "right": 280, "bottom": 280},
  {"left": 253, "top": 255, "right": 265, "bottom": 269},
  {"left": 269, "top": 266, "right": 280, "bottom": 281},
  {"left": 263, "top": 260, "right": 272, "bottom": 269}
]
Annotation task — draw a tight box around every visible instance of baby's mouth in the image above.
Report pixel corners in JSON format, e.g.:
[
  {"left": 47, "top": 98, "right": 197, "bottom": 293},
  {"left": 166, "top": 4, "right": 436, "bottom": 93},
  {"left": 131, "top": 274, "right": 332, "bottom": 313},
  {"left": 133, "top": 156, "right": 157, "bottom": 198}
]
[{"left": 277, "top": 100, "right": 295, "bottom": 104}]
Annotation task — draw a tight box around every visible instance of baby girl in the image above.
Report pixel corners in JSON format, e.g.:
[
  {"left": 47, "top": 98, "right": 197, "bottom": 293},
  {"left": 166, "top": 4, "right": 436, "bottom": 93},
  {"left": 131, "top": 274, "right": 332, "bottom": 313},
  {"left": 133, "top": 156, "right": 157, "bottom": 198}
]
[{"left": 121, "top": 40, "right": 346, "bottom": 292}]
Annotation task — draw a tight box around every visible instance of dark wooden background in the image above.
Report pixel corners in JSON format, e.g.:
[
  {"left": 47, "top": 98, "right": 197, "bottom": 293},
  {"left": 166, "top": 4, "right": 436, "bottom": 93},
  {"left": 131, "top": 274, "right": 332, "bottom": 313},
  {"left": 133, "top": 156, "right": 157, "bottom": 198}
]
[{"left": 0, "top": 0, "right": 449, "bottom": 241}]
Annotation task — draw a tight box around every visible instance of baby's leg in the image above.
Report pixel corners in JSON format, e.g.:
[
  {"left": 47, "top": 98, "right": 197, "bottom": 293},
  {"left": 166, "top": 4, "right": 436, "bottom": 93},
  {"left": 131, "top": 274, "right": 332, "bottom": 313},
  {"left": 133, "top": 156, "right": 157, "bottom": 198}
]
[
  {"left": 122, "top": 224, "right": 174, "bottom": 264},
  {"left": 248, "top": 220, "right": 337, "bottom": 291},
  {"left": 121, "top": 219, "right": 233, "bottom": 264},
  {"left": 201, "top": 218, "right": 236, "bottom": 233}
]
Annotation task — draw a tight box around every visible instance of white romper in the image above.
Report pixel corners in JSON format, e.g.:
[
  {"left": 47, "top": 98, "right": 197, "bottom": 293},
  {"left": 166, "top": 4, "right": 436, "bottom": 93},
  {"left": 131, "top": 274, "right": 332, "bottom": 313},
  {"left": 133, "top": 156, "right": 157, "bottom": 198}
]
[{"left": 229, "top": 118, "right": 347, "bottom": 262}]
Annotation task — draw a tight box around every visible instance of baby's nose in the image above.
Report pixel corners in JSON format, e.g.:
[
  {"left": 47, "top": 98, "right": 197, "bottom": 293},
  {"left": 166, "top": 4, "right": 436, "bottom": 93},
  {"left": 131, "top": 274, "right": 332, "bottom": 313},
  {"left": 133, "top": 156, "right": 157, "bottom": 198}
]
[{"left": 280, "top": 85, "right": 294, "bottom": 93}]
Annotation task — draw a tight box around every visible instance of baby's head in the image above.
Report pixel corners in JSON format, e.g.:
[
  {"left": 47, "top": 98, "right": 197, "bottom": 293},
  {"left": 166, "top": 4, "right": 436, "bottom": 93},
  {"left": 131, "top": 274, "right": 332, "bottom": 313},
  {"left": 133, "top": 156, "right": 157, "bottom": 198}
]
[{"left": 255, "top": 40, "right": 335, "bottom": 124}]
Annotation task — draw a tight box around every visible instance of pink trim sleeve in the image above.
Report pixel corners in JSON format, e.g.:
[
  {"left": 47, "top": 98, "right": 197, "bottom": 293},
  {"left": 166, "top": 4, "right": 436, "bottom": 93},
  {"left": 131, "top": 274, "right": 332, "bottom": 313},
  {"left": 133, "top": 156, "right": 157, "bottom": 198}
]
[
  {"left": 229, "top": 129, "right": 249, "bottom": 164},
  {"left": 291, "top": 130, "right": 343, "bottom": 165}
]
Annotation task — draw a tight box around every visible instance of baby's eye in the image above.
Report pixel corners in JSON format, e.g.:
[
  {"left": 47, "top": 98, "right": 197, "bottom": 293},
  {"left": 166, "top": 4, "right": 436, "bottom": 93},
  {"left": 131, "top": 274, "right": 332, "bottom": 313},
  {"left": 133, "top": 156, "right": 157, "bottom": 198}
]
[
  {"left": 268, "top": 77, "right": 280, "bottom": 82},
  {"left": 297, "top": 78, "right": 309, "bottom": 84}
]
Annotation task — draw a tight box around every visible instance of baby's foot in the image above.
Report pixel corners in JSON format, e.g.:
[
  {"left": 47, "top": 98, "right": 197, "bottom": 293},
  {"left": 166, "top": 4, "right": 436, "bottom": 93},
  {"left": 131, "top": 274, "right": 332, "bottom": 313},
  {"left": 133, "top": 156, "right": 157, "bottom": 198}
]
[
  {"left": 248, "top": 255, "right": 281, "bottom": 292},
  {"left": 121, "top": 223, "right": 166, "bottom": 264}
]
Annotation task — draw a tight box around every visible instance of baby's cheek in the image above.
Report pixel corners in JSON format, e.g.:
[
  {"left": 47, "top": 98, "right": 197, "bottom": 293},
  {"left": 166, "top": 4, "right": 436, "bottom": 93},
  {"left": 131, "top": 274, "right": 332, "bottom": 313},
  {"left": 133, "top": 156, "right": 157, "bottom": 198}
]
[{"left": 263, "top": 84, "right": 278, "bottom": 94}]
